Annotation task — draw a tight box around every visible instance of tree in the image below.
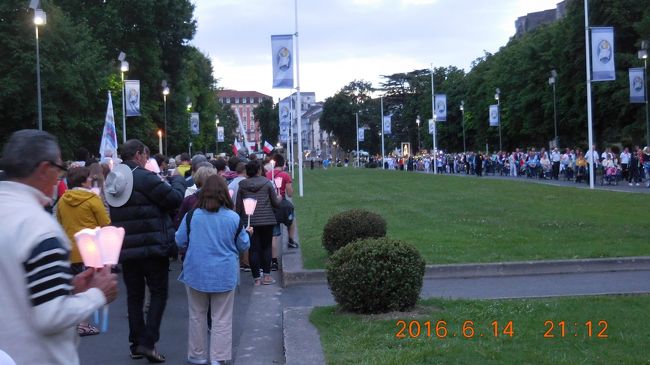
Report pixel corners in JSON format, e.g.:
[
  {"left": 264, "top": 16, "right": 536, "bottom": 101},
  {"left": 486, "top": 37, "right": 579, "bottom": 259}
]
[{"left": 254, "top": 98, "right": 279, "bottom": 144}]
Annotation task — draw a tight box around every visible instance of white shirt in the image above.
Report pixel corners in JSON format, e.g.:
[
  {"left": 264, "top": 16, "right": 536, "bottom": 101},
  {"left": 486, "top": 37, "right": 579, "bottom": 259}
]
[{"left": 620, "top": 151, "right": 631, "bottom": 164}]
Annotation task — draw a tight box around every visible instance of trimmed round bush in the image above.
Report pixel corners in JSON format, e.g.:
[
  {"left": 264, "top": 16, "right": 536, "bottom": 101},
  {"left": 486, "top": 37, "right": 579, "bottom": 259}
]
[
  {"left": 322, "top": 209, "right": 387, "bottom": 254},
  {"left": 326, "top": 237, "right": 425, "bottom": 314}
]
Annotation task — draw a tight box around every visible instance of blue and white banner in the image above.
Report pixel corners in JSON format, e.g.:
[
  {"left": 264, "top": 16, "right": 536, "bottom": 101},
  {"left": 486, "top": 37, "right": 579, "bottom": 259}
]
[
  {"left": 383, "top": 115, "right": 392, "bottom": 134},
  {"left": 629, "top": 68, "right": 645, "bottom": 103},
  {"left": 99, "top": 92, "right": 118, "bottom": 159},
  {"left": 125, "top": 80, "right": 141, "bottom": 116},
  {"left": 358, "top": 128, "right": 365, "bottom": 142},
  {"left": 428, "top": 119, "right": 435, "bottom": 134},
  {"left": 435, "top": 94, "right": 447, "bottom": 122},
  {"left": 271, "top": 35, "right": 294, "bottom": 89},
  {"left": 278, "top": 98, "right": 291, "bottom": 142},
  {"left": 190, "top": 112, "right": 200, "bottom": 135},
  {"left": 489, "top": 105, "right": 499, "bottom": 127},
  {"left": 217, "top": 126, "right": 225, "bottom": 142},
  {"left": 591, "top": 27, "right": 616, "bottom": 82}
]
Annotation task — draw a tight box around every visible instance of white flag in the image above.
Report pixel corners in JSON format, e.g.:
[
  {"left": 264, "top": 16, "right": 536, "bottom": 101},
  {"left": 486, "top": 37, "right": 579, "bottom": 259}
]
[
  {"left": 99, "top": 92, "right": 118, "bottom": 159},
  {"left": 435, "top": 94, "right": 447, "bottom": 122},
  {"left": 190, "top": 113, "right": 200, "bottom": 135},
  {"left": 383, "top": 115, "right": 392, "bottom": 134},
  {"left": 428, "top": 119, "right": 435, "bottom": 134},
  {"left": 217, "top": 126, "right": 225, "bottom": 142},
  {"left": 629, "top": 68, "right": 645, "bottom": 103},
  {"left": 591, "top": 27, "right": 616, "bottom": 82},
  {"left": 124, "top": 80, "right": 141, "bottom": 116},
  {"left": 358, "top": 128, "right": 365, "bottom": 142},
  {"left": 279, "top": 98, "right": 291, "bottom": 142},
  {"left": 489, "top": 105, "right": 499, "bottom": 127},
  {"left": 271, "top": 35, "right": 294, "bottom": 88}
]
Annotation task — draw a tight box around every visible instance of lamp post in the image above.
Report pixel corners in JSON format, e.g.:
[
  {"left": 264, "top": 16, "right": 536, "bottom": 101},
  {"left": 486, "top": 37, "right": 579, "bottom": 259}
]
[
  {"left": 548, "top": 69, "right": 558, "bottom": 147},
  {"left": 639, "top": 42, "right": 649, "bottom": 147},
  {"left": 162, "top": 81, "right": 169, "bottom": 156},
  {"left": 355, "top": 112, "right": 360, "bottom": 167},
  {"left": 31, "top": 3, "right": 46, "bottom": 131},
  {"left": 495, "top": 88, "right": 502, "bottom": 152},
  {"left": 460, "top": 101, "right": 466, "bottom": 153},
  {"left": 333, "top": 141, "right": 337, "bottom": 162},
  {"left": 416, "top": 116, "right": 421, "bottom": 152},
  {"left": 118, "top": 52, "right": 129, "bottom": 143}
]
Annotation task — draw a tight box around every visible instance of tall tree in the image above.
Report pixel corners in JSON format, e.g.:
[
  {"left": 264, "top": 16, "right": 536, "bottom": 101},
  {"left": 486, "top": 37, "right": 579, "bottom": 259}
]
[{"left": 254, "top": 98, "right": 279, "bottom": 144}]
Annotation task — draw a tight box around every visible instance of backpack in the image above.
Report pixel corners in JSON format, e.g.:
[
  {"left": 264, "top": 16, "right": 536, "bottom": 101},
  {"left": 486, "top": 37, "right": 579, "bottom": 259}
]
[{"left": 185, "top": 208, "right": 244, "bottom": 245}]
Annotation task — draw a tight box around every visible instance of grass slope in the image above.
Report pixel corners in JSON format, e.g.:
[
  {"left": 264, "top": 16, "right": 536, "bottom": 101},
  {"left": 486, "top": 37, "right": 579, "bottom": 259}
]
[{"left": 294, "top": 168, "right": 649, "bottom": 269}]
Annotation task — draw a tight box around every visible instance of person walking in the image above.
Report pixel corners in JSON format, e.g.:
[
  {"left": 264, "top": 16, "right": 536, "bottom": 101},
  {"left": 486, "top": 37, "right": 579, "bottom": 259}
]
[
  {"left": 0, "top": 130, "right": 117, "bottom": 365},
  {"left": 56, "top": 166, "right": 111, "bottom": 336},
  {"left": 175, "top": 175, "right": 251, "bottom": 365},
  {"left": 236, "top": 160, "right": 281, "bottom": 285},
  {"left": 105, "top": 139, "right": 185, "bottom": 362}
]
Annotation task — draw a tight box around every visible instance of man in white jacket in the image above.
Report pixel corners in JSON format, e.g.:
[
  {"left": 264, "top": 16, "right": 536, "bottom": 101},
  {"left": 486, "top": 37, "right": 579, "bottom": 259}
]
[{"left": 0, "top": 130, "right": 118, "bottom": 365}]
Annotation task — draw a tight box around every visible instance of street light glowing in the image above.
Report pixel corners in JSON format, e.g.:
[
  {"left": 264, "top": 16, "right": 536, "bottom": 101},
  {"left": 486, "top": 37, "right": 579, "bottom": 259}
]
[
  {"left": 33, "top": 9, "right": 46, "bottom": 25},
  {"left": 157, "top": 130, "right": 162, "bottom": 138},
  {"left": 639, "top": 50, "right": 648, "bottom": 60},
  {"left": 120, "top": 60, "right": 129, "bottom": 72},
  {"left": 162, "top": 86, "right": 169, "bottom": 96}
]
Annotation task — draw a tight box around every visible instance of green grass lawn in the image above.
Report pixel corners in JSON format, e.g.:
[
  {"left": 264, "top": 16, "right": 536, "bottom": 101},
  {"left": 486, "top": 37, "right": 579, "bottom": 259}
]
[
  {"left": 310, "top": 295, "right": 650, "bottom": 365},
  {"left": 293, "top": 168, "right": 650, "bottom": 269}
]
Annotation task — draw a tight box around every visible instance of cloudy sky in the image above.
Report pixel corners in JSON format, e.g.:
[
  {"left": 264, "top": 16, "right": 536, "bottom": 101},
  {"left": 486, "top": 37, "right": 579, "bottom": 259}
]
[{"left": 192, "top": 0, "right": 562, "bottom": 102}]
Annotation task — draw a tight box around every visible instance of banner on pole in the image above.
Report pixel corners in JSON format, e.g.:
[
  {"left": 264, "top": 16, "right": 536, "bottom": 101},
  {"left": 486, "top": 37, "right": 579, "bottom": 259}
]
[
  {"left": 591, "top": 27, "right": 616, "bottom": 82},
  {"left": 383, "top": 115, "right": 392, "bottom": 134},
  {"left": 489, "top": 105, "right": 499, "bottom": 127},
  {"left": 99, "top": 92, "right": 118, "bottom": 159},
  {"left": 629, "top": 67, "right": 645, "bottom": 103},
  {"left": 217, "top": 126, "right": 224, "bottom": 142},
  {"left": 435, "top": 94, "right": 447, "bottom": 121},
  {"left": 124, "top": 80, "right": 141, "bottom": 116},
  {"left": 279, "top": 98, "right": 291, "bottom": 142},
  {"left": 271, "top": 35, "right": 294, "bottom": 88},
  {"left": 358, "top": 128, "right": 365, "bottom": 142},
  {"left": 428, "top": 119, "right": 435, "bottom": 134},
  {"left": 190, "top": 113, "right": 200, "bottom": 135}
]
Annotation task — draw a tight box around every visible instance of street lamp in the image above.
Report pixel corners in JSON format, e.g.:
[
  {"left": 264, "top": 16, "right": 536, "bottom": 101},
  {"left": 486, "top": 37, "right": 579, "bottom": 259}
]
[
  {"left": 118, "top": 51, "right": 129, "bottom": 143},
  {"left": 162, "top": 80, "right": 169, "bottom": 156},
  {"left": 495, "top": 88, "right": 502, "bottom": 152},
  {"left": 460, "top": 101, "right": 466, "bottom": 153},
  {"left": 416, "top": 116, "right": 421, "bottom": 152},
  {"left": 186, "top": 97, "right": 192, "bottom": 111},
  {"left": 639, "top": 41, "right": 649, "bottom": 147},
  {"left": 355, "top": 112, "right": 360, "bottom": 167},
  {"left": 30, "top": 1, "right": 46, "bottom": 131},
  {"left": 548, "top": 69, "right": 558, "bottom": 147}
]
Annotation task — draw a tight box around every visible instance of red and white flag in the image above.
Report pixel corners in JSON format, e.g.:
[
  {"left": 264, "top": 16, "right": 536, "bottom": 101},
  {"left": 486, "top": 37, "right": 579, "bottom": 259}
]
[
  {"left": 263, "top": 140, "right": 274, "bottom": 154},
  {"left": 232, "top": 139, "right": 242, "bottom": 155}
]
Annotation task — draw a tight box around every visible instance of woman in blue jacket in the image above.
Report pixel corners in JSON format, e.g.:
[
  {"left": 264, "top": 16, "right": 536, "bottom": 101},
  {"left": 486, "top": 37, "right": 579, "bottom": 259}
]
[{"left": 176, "top": 175, "right": 251, "bottom": 365}]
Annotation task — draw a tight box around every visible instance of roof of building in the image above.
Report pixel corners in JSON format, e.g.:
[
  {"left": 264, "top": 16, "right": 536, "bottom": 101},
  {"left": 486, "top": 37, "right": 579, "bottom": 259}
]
[{"left": 217, "top": 90, "right": 272, "bottom": 99}]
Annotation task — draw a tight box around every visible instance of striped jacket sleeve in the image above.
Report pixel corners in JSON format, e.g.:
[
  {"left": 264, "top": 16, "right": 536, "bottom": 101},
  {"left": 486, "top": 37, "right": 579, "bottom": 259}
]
[{"left": 23, "top": 237, "right": 105, "bottom": 335}]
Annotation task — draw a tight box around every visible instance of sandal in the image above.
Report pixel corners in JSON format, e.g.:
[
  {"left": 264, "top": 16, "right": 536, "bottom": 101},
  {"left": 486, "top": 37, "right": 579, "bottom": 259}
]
[
  {"left": 262, "top": 275, "right": 275, "bottom": 285},
  {"left": 253, "top": 278, "right": 262, "bottom": 286},
  {"left": 77, "top": 322, "right": 100, "bottom": 337},
  {"left": 135, "top": 345, "right": 166, "bottom": 363}
]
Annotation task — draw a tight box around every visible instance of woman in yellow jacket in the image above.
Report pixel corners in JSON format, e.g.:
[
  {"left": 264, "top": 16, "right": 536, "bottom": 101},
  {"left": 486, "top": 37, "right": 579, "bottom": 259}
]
[{"left": 56, "top": 166, "right": 111, "bottom": 336}]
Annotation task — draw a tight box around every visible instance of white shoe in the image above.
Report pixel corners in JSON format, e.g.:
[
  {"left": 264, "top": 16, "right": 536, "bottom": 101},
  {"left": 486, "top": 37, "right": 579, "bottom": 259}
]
[
  {"left": 636, "top": 183, "right": 640, "bottom": 186},
  {"left": 629, "top": 183, "right": 633, "bottom": 186}
]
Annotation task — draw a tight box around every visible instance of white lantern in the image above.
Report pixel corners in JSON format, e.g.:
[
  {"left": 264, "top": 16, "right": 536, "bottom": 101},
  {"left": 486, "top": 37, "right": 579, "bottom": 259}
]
[
  {"left": 243, "top": 198, "right": 257, "bottom": 227},
  {"left": 74, "top": 228, "right": 103, "bottom": 268}
]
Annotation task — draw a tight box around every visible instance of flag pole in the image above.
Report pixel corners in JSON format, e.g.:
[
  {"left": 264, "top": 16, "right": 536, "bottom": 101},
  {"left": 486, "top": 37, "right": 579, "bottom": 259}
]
[
  {"left": 584, "top": 0, "right": 595, "bottom": 189},
  {"left": 380, "top": 96, "right": 385, "bottom": 170},
  {"left": 289, "top": 94, "right": 294, "bottom": 178},
  {"left": 295, "top": 0, "right": 304, "bottom": 197}
]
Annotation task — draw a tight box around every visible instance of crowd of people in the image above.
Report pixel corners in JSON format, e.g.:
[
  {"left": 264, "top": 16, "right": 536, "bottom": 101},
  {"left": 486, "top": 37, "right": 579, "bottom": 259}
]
[
  {"left": 376, "top": 145, "right": 650, "bottom": 187},
  {"left": 0, "top": 129, "right": 298, "bottom": 365}
]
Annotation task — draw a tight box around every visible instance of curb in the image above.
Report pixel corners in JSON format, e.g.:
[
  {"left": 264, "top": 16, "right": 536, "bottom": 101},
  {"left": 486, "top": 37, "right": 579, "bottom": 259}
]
[
  {"left": 283, "top": 307, "right": 326, "bottom": 365},
  {"left": 282, "top": 255, "right": 650, "bottom": 287}
]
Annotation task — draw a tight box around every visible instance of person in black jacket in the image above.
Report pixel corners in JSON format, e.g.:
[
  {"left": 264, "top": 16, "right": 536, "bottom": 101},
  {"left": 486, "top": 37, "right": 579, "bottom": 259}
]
[
  {"left": 236, "top": 160, "right": 281, "bottom": 285},
  {"left": 105, "top": 139, "right": 185, "bottom": 362}
]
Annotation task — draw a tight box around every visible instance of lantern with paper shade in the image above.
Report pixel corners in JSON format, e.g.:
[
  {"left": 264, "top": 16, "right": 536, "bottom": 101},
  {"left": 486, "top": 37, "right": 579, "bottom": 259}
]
[
  {"left": 229, "top": 189, "right": 234, "bottom": 199},
  {"left": 97, "top": 226, "right": 125, "bottom": 265},
  {"left": 274, "top": 177, "right": 283, "bottom": 194},
  {"left": 243, "top": 198, "right": 257, "bottom": 227},
  {"left": 74, "top": 228, "right": 103, "bottom": 268}
]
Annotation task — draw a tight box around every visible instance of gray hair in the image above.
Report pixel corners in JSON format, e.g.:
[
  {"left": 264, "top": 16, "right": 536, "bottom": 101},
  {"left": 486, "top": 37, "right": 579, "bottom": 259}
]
[
  {"left": 0, "top": 129, "right": 60, "bottom": 179},
  {"left": 194, "top": 165, "right": 217, "bottom": 188}
]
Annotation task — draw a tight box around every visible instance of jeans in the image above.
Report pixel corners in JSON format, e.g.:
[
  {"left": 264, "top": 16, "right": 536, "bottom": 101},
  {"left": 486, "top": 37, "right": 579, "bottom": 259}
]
[{"left": 122, "top": 256, "right": 170, "bottom": 348}]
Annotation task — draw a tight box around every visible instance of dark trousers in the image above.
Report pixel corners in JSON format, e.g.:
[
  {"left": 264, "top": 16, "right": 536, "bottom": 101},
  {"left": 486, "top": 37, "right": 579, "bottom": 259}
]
[
  {"left": 122, "top": 256, "right": 169, "bottom": 349},
  {"left": 249, "top": 225, "right": 274, "bottom": 279},
  {"left": 552, "top": 162, "right": 560, "bottom": 180}
]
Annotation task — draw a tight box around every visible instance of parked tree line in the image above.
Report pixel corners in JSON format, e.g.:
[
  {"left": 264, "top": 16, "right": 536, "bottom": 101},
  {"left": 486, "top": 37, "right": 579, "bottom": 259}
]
[
  {"left": 319, "top": 0, "right": 650, "bottom": 155},
  {"left": 0, "top": 0, "right": 238, "bottom": 158}
]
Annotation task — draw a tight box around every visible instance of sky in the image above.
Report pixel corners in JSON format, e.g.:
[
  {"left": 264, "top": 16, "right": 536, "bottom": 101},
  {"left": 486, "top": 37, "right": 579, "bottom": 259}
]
[{"left": 191, "top": 0, "right": 562, "bottom": 102}]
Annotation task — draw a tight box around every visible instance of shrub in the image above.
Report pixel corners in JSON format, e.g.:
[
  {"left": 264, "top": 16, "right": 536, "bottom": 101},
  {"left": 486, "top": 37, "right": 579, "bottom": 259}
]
[
  {"left": 326, "top": 237, "right": 425, "bottom": 314},
  {"left": 365, "top": 161, "right": 378, "bottom": 168},
  {"left": 322, "top": 209, "right": 387, "bottom": 254}
]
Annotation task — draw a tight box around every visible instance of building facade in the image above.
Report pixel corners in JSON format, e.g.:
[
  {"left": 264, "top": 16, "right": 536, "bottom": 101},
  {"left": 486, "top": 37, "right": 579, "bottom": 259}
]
[
  {"left": 279, "top": 92, "right": 330, "bottom": 160},
  {"left": 514, "top": 0, "right": 572, "bottom": 37},
  {"left": 217, "top": 90, "right": 271, "bottom": 148}
]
